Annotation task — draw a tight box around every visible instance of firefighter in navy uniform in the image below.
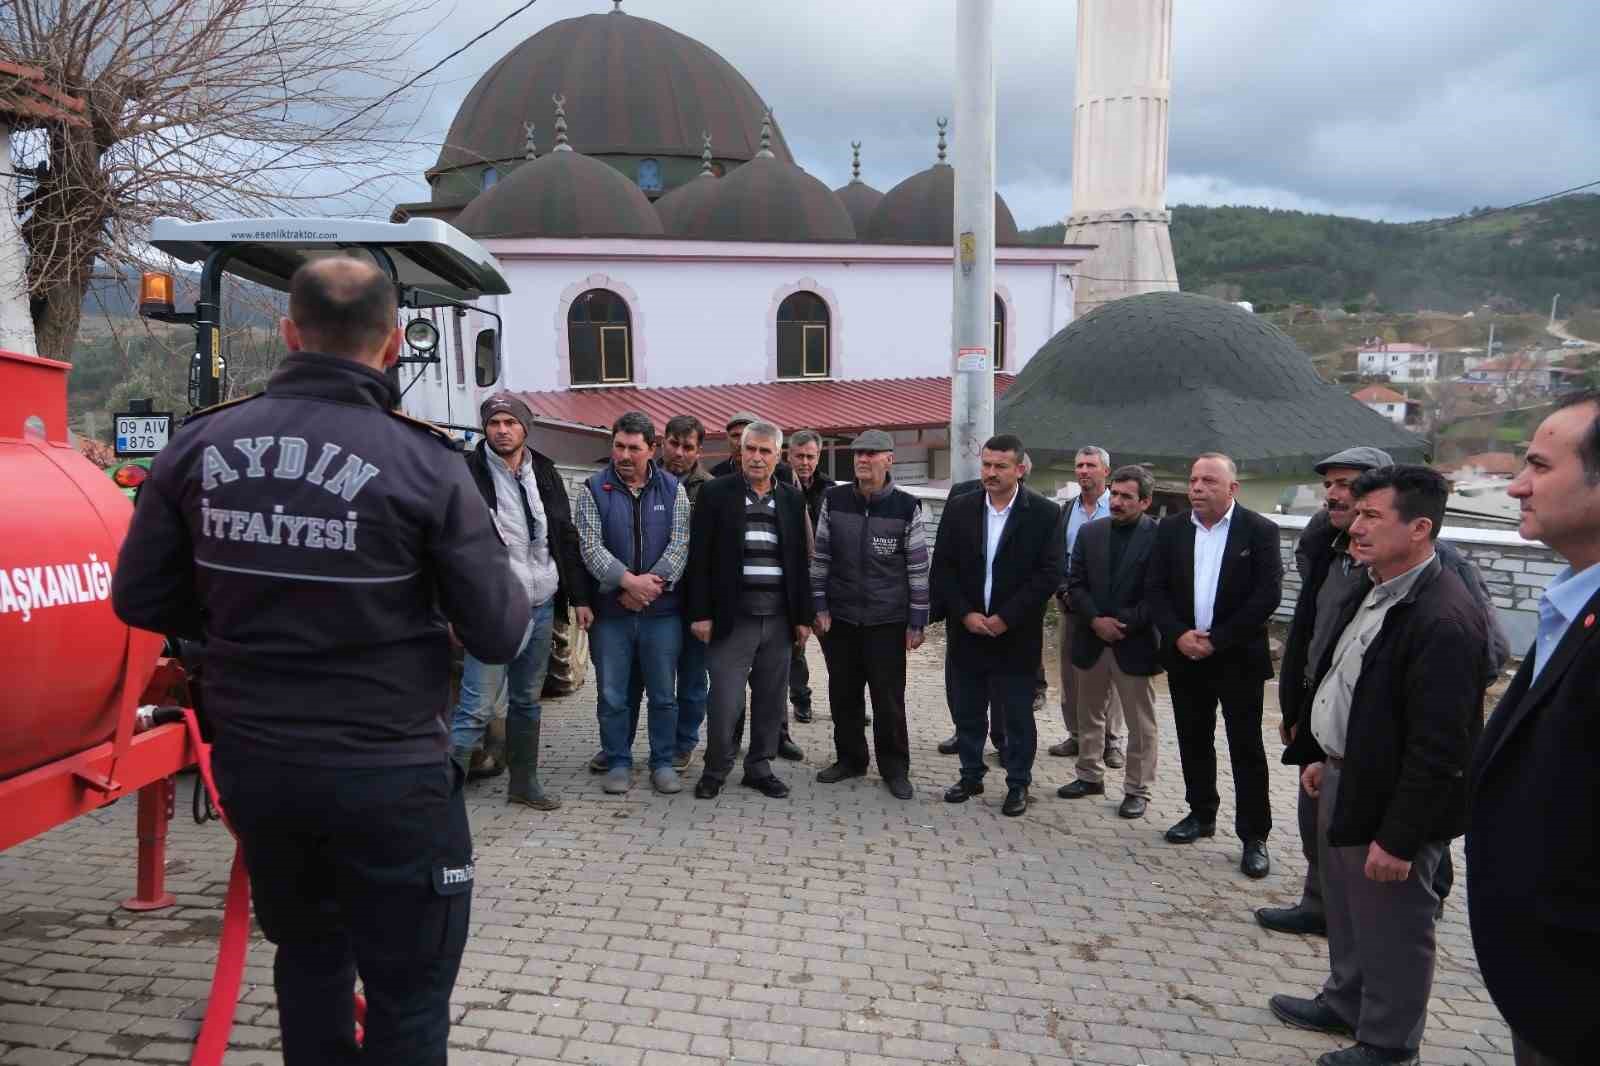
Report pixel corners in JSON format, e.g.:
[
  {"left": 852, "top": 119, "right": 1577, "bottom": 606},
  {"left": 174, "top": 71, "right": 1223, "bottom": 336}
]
[{"left": 112, "top": 258, "right": 528, "bottom": 1066}]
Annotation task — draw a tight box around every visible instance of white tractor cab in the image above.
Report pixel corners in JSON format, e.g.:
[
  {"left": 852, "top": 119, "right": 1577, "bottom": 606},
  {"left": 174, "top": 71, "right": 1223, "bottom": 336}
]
[{"left": 139, "top": 216, "right": 510, "bottom": 443}]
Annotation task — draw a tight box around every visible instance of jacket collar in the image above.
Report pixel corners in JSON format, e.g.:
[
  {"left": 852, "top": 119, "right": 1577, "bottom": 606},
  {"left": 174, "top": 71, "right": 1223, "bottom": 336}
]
[
  {"left": 854, "top": 474, "right": 896, "bottom": 505},
  {"left": 266, "top": 351, "right": 398, "bottom": 408}
]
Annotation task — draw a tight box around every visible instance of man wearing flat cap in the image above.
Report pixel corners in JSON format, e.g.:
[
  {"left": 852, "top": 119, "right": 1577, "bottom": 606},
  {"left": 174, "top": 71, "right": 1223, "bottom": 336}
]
[
  {"left": 810, "top": 429, "right": 930, "bottom": 799},
  {"left": 1259, "top": 445, "right": 1508, "bottom": 937},
  {"left": 449, "top": 392, "right": 592, "bottom": 809}
]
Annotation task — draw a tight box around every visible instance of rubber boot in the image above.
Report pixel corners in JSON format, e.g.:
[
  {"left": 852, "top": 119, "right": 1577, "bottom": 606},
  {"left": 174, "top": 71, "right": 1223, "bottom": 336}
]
[
  {"left": 506, "top": 718, "right": 560, "bottom": 810},
  {"left": 468, "top": 716, "right": 507, "bottom": 780}
]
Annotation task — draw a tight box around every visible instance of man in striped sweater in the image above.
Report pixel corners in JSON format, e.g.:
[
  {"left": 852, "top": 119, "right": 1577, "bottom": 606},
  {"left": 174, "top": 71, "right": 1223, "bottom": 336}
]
[
  {"left": 686, "top": 420, "right": 816, "bottom": 799},
  {"left": 810, "top": 429, "right": 930, "bottom": 799}
]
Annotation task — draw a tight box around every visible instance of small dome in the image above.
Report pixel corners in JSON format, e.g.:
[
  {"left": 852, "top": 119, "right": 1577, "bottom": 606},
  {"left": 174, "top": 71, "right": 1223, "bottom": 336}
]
[
  {"left": 997, "top": 292, "right": 1427, "bottom": 475},
  {"left": 454, "top": 149, "right": 664, "bottom": 239},
  {"left": 655, "top": 170, "right": 722, "bottom": 236},
  {"left": 434, "top": 10, "right": 791, "bottom": 181},
  {"left": 834, "top": 181, "right": 884, "bottom": 233},
  {"left": 861, "top": 163, "right": 1020, "bottom": 245},
  {"left": 670, "top": 153, "right": 855, "bottom": 243}
]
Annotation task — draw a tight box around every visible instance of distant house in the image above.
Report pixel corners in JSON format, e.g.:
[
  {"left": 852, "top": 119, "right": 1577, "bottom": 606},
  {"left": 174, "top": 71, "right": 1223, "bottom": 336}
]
[
  {"left": 1352, "top": 384, "right": 1409, "bottom": 424},
  {"left": 1358, "top": 341, "right": 1439, "bottom": 383},
  {"left": 1449, "top": 452, "right": 1520, "bottom": 479},
  {"left": 1460, "top": 353, "right": 1554, "bottom": 390}
]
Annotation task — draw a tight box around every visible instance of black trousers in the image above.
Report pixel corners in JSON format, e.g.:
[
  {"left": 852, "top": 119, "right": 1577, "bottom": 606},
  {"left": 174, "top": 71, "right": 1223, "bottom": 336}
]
[
  {"left": 944, "top": 656, "right": 1007, "bottom": 753},
  {"left": 948, "top": 653, "right": 1036, "bottom": 789},
  {"left": 790, "top": 640, "right": 812, "bottom": 710},
  {"left": 1168, "top": 661, "right": 1272, "bottom": 840},
  {"left": 822, "top": 621, "right": 910, "bottom": 780},
  {"left": 213, "top": 754, "right": 472, "bottom": 1066}
]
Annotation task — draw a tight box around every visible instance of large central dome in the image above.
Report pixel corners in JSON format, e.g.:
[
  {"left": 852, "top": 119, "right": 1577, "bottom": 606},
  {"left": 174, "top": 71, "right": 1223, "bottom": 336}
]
[{"left": 432, "top": 9, "right": 792, "bottom": 183}]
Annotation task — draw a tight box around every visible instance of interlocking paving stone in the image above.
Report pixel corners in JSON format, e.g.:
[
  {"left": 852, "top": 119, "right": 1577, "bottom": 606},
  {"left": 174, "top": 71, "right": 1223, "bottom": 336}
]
[{"left": 0, "top": 630, "right": 1516, "bottom": 1065}]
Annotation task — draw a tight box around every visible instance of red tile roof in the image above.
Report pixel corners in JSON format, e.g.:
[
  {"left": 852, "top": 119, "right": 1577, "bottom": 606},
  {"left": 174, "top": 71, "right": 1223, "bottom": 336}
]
[
  {"left": 518, "top": 374, "right": 1016, "bottom": 437},
  {"left": 0, "top": 61, "right": 88, "bottom": 128},
  {"left": 1353, "top": 385, "right": 1407, "bottom": 404}
]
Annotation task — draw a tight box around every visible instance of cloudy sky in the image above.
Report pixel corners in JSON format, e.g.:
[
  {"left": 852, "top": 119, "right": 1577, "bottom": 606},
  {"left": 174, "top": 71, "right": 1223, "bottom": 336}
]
[{"left": 370, "top": 0, "right": 1599, "bottom": 228}]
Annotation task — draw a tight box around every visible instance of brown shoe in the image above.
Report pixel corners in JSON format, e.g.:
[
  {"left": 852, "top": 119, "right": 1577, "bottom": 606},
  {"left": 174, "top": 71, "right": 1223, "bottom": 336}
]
[
  {"left": 1047, "top": 738, "right": 1079, "bottom": 758},
  {"left": 1103, "top": 746, "right": 1125, "bottom": 769}
]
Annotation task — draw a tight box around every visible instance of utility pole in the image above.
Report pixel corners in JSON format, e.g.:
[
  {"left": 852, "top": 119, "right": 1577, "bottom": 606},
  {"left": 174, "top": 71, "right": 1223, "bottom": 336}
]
[
  {"left": 1550, "top": 293, "right": 1560, "bottom": 328},
  {"left": 949, "top": 0, "right": 996, "bottom": 485}
]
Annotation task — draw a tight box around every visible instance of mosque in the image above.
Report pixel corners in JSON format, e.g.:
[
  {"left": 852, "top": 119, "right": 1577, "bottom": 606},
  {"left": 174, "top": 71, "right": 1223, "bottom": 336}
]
[{"left": 392, "top": 2, "right": 1091, "bottom": 478}]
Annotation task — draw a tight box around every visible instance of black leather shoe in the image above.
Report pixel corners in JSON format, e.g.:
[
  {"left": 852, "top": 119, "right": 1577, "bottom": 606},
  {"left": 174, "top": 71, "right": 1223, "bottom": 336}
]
[
  {"left": 1117, "top": 795, "right": 1148, "bottom": 819},
  {"left": 1164, "top": 814, "right": 1217, "bottom": 844},
  {"left": 793, "top": 705, "right": 813, "bottom": 723},
  {"left": 778, "top": 737, "right": 804, "bottom": 761},
  {"left": 1002, "top": 786, "right": 1029, "bottom": 817},
  {"left": 1242, "top": 839, "right": 1271, "bottom": 879},
  {"left": 1056, "top": 779, "right": 1105, "bottom": 799},
  {"left": 1268, "top": 993, "right": 1354, "bottom": 1037},
  {"left": 1316, "top": 1044, "right": 1418, "bottom": 1066},
  {"left": 1256, "top": 905, "right": 1327, "bottom": 936},
  {"left": 816, "top": 762, "right": 866, "bottom": 784},
  {"left": 885, "top": 777, "right": 913, "bottom": 800},
  {"left": 741, "top": 774, "right": 790, "bottom": 799},
  {"left": 944, "top": 779, "right": 984, "bottom": 803},
  {"left": 588, "top": 750, "right": 608, "bottom": 774},
  {"left": 937, "top": 733, "right": 959, "bottom": 755},
  {"left": 693, "top": 777, "right": 721, "bottom": 799},
  {"left": 1103, "top": 746, "right": 1126, "bottom": 769}
]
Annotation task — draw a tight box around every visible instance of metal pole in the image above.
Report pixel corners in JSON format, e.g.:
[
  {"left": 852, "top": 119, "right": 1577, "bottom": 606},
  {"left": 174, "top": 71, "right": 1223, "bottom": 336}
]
[
  {"left": 949, "top": 0, "right": 996, "bottom": 485},
  {"left": 1550, "top": 293, "right": 1560, "bottom": 328}
]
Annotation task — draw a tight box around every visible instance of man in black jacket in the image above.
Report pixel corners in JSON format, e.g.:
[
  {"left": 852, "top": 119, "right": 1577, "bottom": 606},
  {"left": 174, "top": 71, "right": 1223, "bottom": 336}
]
[
  {"left": 1270, "top": 465, "right": 1486, "bottom": 1066},
  {"left": 1058, "top": 465, "right": 1161, "bottom": 818},
  {"left": 1145, "top": 453, "right": 1282, "bottom": 878},
  {"left": 1469, "top": 391, "right": 1600, "bottom": 1066},
  {"left": 787, "top": 428, "right": 834, "bottom": 723},
  {"left": 687, "top": 420, "right": 815, "bottom": 799},
  {"left": 931, "top": 435, "right": 1062, "bottom": 817},
  {"left": 113, "top": 258, "right": 527, "bottom": 1066},
  {"left": 448, "top": 393, "right": 591, "bottom": 811}
]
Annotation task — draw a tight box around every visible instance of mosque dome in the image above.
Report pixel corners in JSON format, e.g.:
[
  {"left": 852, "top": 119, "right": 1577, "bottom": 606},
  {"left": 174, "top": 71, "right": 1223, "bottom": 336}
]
[
  {"left": 431, "top": 6, "right": 790, "bottom": 202},
  {"left": 654, "top": 135, "right": 727, "bottom": 236},
  {"left": 861, "top": 120, "right": 1020, "bottom": 245},
  {"left": 666, "top": 119, "right": 855, "bottom": 243},
  {"left": 453, "top": 109, "right": 664, "bottom": 239},
  {"left": 996, "top": 292, "right": 1428, "bottom": 475},
  {"left": 832, "top": 141, "right": 885, "bottom": 233}
]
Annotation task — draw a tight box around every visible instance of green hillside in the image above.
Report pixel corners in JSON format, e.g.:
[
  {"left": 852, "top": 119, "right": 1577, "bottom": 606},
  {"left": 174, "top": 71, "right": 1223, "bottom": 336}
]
[{"left": 1023, "top": 195, "right": 1600, "bottom": 314}]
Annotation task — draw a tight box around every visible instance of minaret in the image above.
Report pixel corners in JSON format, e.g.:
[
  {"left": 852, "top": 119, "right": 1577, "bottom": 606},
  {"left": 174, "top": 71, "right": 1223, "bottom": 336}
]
[{"left": 1061, "top": 0, "right": 1179, "bottom": 314}]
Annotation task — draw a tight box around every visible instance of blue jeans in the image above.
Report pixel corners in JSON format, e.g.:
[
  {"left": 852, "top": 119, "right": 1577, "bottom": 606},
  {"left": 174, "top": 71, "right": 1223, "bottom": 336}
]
[
  {"left": 625, "top": 624, "right": 710, "bottom": 758},
  {"left": 449, "top": 599, "right": 555, "bottom": 753},
  {"left": 592, "top": 611, "right": 682, "bottom": 771}
]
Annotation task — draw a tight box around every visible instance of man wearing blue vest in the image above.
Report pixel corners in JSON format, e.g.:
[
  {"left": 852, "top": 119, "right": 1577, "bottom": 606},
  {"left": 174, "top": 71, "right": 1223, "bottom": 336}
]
[{"left": 574, "top": 411, "right": 692, "bottom": 795}]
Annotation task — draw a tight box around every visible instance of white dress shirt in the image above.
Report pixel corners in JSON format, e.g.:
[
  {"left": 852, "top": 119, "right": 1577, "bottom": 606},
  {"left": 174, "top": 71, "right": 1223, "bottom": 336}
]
[
  {"left": 983, "top": 485, "right": 1020, "bottom": 613},
  {"left": 1190, "top": 501, "right": 1235, "bottom": 633}
]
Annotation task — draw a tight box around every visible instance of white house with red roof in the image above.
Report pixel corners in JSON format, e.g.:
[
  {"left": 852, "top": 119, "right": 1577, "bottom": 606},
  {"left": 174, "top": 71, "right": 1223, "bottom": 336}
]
[
  {"left": 1357, "top": 341, "right": 1438, "bottom": 382},
  {"left": 1352, "top": 383, "right": 1409, "bottom": 424}
]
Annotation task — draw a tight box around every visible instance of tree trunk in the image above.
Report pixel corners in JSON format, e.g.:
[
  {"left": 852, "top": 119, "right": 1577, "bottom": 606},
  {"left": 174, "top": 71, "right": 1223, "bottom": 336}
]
[{"left": 31, "top": 266, "right": 90, "bottom": 363}]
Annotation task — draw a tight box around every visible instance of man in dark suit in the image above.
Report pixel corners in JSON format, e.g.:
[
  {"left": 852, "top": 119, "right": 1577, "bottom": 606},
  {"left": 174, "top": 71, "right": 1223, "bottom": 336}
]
[
  {"left": 686, "top": 420, "right": 814, "bottom": 799},
  {"left": 931, "top": 435, "right": 1062, "bottom": 817},
  {"left": 1057, "top": 465, "right": 1162, "bottom": 818},
  {"left": 1146, "top": 452, "right": 1283, "bottom": 878},
  {"left": 1468, "top": 391, "right": 1600, "bottom": 1066}
]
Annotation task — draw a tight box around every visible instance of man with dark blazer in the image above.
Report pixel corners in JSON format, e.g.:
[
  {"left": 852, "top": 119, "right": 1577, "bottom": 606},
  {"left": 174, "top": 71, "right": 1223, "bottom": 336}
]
[
  {"left": 1146, "top": 452, "right": 1283, "bottom": 878},
  {"left": 1058, "top": 465, "right": 1162, "bottom": 818},
  {"left": 1468, "top": 391, "right": 1600, "bottom": 1066},
  {"left": 1270, "top": 466, "right": 1486, "bottom": 1066},
  {"left": 931, "top": 435, "right": 1062, "bottom": 817},
  {"left": 686, "top": 420, "right": 814, "bottom": 799}
]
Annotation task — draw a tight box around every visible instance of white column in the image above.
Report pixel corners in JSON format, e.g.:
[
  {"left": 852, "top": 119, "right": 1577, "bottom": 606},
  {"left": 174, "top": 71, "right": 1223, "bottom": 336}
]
[
  {"left": 949, "top": 0, "right": 996, "bottom": 485},
  {"left": 0, "top": 124, "right": 39, "bottom": 356},
  {"left": 1062, "top": 0, "right": 1179, "bottom": 314}
]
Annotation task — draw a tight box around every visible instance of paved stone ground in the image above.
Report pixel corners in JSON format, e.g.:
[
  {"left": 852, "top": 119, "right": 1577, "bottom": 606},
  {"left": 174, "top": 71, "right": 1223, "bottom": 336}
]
[{"left": 1, "top": 630, "right": 1517, "bottom": 1066}]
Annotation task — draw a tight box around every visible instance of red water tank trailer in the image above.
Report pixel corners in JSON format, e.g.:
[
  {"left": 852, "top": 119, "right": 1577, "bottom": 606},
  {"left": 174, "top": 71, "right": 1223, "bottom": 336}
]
[{"left": 0, "top": 349, "right": 194, "bottom": 907}]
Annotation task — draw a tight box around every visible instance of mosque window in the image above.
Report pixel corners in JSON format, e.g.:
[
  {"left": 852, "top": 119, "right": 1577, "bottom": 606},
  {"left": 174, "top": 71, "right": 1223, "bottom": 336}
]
[
  {"left": 777, "top": 291, "right": 830, "bottom": 379},
  {"left": 568, "top": 289, "right": 633, "bottom": 385},
  {"left": 481, "top": 167, "right": 499, "bottom": 191},
  {"left": 637, "top": 158, "right": 663, "bottom": 194},
  {"left": 994, "top": 293, "right": 1006, "bottom": 370}
]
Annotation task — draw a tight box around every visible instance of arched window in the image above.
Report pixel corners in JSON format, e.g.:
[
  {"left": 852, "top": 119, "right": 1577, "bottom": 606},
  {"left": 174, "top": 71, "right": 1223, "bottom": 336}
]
[
  {"left": 568, "top": 289, "right": 633, "bottom": 385},
  {"left": 637, "top": 158, "right": 662, "bottom": 195},
  {"left": 994, "top": 294, "right": 1006, "bottom": 371},
  {"left": 777, "top": 291, "right": 830, "bottom": 379},
  {"left": 481, "top": 166, "right": 499, "bottom": 191}
]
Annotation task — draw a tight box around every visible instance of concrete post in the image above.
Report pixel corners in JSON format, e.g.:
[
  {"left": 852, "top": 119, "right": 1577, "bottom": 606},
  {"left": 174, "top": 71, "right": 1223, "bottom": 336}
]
[
  {"left": 950, "top": 0, "right": 996, "bottom": 485},
  {"left": 0, "top": 123, "right": 39, "bottom": 356}
]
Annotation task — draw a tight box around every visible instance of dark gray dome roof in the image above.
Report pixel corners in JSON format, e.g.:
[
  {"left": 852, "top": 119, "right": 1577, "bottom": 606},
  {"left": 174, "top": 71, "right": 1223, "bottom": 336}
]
[
  {"left": 654, "top": 171, "right": 722, "bottom": 236},
  {"left": 668, "top": 155, "right": 855, "bottom": 243},
  {"left": 997, "top": 291, "right": 1428, "bottom": 475},
  {"left": 833, "top": 180, "right": 884, "bottom": 233},
  {"left": 433, "top": 11, "right": 791, "bottom": 177},
  {"left": 860, "top": 164, "right": 1020, "bottom": 245},
  {"left": 453, "top": 150, "right": 663, "bottom": 239}
]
